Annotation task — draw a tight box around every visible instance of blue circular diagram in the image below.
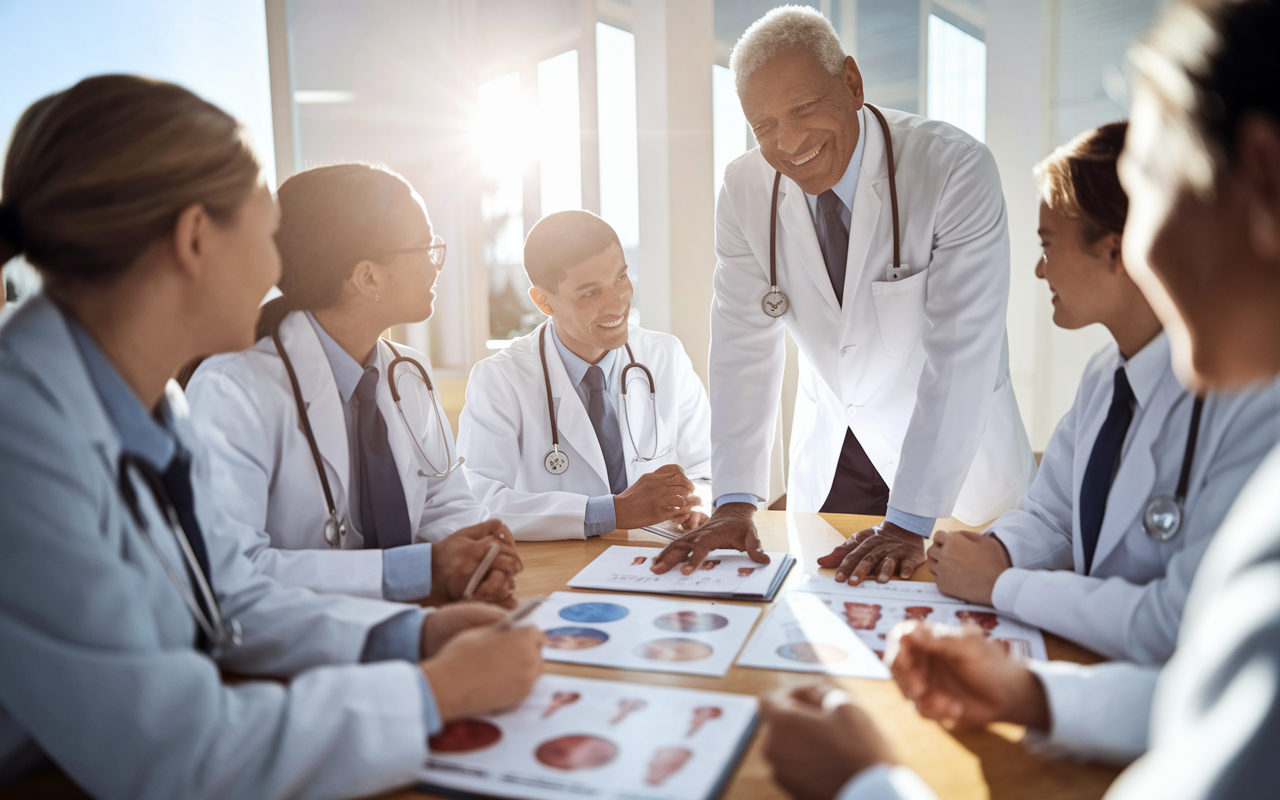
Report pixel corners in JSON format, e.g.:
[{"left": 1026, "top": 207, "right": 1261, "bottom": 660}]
[{"left": 559, "top": 602, "right": 630, "bottom": 624}]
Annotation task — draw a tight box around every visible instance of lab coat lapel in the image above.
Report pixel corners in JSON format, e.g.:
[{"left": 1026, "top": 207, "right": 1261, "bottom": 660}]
[
  {"left": 778, "top": 178, "right": 842, "bottom": 315},
  {"left": 372, "top": 341, "right": 431, "bottom": 524},
  {"left": 279, "top": 312, "right": 350, "bottom": 508},
  {"left": 1090, "top": 377, "right": 1183, "bottom": 570},
  {"left": 544, "top": 333, "right": 610, "bottom": 488},
  {"left": 841, "top": 114, "right": 888, "bottom": 318}
]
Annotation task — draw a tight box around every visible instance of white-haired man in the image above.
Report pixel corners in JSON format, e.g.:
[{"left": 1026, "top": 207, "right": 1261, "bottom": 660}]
[{"left": 652, "top": 6, "right": 1036, "bottom": 582}]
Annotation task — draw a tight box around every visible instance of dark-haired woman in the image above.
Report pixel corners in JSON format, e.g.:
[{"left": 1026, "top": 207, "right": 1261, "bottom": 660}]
[
  {"left": 0, "top": 76, "right": 541, "bottom": 798},
  {"left": 187, "top": 164, "right": 520, "bottom": 605},
  {"left": 925, "top": 121, "right": 1280, "bottom": 666}
]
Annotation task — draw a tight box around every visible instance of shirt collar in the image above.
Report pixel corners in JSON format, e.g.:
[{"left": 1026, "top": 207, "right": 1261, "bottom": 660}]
[
  {"left": 549, "top": 320, "right": 618, "bottom": 389},
  {"left": 65, "top": 315, "right": 179, "bottom": 470},
  {"left": 1120, "top": 331, "right": 1170, "bottom": 408},
  {"left": 307, "top": 311, "right": 373, "bottom": 404},
  {"left": 805, "top": 106, "right": 865, "bottom": 213}
]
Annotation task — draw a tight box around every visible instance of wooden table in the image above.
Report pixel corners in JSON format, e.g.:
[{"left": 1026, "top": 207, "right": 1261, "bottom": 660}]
[{"left": 398, "top": 511, "right": 1123, "bottom": 800}]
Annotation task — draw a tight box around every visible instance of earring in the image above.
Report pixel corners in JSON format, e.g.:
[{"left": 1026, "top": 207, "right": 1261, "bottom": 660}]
[{"left": 375, "top": 294, "right": 380, "bottom": 302}]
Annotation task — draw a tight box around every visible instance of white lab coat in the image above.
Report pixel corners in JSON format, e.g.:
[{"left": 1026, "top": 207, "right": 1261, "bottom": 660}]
[
  {"left": 186, "top": 310, "right": 484, "bottom": 598},
  {"left": 0, "top": 295, "right": 428, "bottom": 800},
  {"left": 990, "top": 335, "right": 1280, "bottom": 663},
  {"left": 457, "top": 323, "right": 712, "bottom": 540},
  {"left": 839, "top": 426, "right": 1280, "bottom": 800},
  {"left": 712, "top": 107, "right": 1036, "bottom": 521}
]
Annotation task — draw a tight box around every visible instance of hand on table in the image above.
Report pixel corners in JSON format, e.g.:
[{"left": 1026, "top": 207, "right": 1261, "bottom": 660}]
[
  {"left": 615, "top": 464, "right": 698, "bottom": 529},
  {"left": 650, "top": 502, "right": 770, "bottom": 575},
  {"left": 926, "top": 530, "right": 1011, "bottom": 605},
  {"left": 761, "top": 685, "right": 894, "bottom": 800},
  {"left": 886, "top": 621, "right": 1049, "bottom": 730},
  {"left": 430, "top": 519, "right": 521, "bottom": 607},
  {"left": 421, "top": 622, "right": 544, "bottom": 721},
  {"left": 817, "top": 521, "right": 926, "bottom": 584}
]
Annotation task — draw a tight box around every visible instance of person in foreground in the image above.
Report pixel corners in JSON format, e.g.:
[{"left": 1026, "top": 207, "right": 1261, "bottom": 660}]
[
  {"left": 187, "top": 163, "right": 520, "bottom": 605},
  {"left": 457, "top": 210, "right": 711, "bottom": 540},
  {"left": 759, "top": 0, "right": 1280, "bottom": 796},
  {"left": 0, "top": 75, "right": 541, "bottom": 799},
  {"left": 926, "top": 122, "right": 1280, "bottom": 664},
  {"left": 653, "top": 5, "right": 1035, "bottom": 580}
]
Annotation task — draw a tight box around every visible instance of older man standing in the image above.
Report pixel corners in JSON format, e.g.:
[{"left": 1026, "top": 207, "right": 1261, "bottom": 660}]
[{"left": 653, "top": 7, "right": 1035, "bottom": 581}]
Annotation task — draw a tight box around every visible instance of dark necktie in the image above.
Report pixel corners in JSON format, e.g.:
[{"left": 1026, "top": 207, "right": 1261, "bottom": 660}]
[
  {"left": 817, "top": 189, "right": 850, "bottom": 305},
  {"left": 354, "top": 367, "right": 412, "bottom": 549},
  {"left": 583, "top": 365, "right": 628, "bottom": 494},
  {"left": 1079, "top": 367, "right": 1135, "bottom": 574}
]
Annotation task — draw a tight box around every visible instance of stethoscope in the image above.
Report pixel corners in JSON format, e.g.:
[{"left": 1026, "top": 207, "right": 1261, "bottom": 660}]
[
  {"left": 117, "top": 453, "right": 242, "bottom": 656},
  {"left": 272, "top": 326, "right": 462, "bottom": 548},
  {"left": 763, "top": 103, "right": 904, "bottom": 318},
  {"left": 1141, "top": 396, "right": 1204, "bottom": 541},
  {"left": 537, "top": 322, "right": 670, "bottom": 476}
]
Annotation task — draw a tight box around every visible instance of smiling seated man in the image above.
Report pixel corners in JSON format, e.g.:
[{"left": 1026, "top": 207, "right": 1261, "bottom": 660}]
[{"left": 457, "top": 210, "right": 712, "bottom": 540}]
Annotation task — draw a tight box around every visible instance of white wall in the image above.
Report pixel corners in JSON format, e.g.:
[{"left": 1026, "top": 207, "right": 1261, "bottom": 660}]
[{"left": 0, "top": 0, "right": 276, "bottom": 187}]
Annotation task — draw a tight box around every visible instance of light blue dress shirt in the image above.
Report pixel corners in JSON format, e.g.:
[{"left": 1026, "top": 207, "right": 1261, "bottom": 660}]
[
  {"left": 550, "top": 321, "right": 622, "bottom": 536},
  {"left": 718, "top": 110, "right": 933, "bottom": 536},
  {"left": 306, "top": 313, "right": 437, "bottom": 599},
  {"left": 66, "top": 316, "right": 439, "bottom": 735}
]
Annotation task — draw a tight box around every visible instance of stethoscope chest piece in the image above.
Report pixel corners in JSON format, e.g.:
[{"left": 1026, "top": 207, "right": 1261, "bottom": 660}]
[
  {"left": 1142, "top": 495, "right": 1183, "bottom": 542},
  {"left": 762, "top": 288, "right": 789, "bottom": 318},
  {"left": 545, "top": 447, "right": 570, "bottom": 475},
  {"left": 323, "top": 512, "right": 348, "bottom": 548}
]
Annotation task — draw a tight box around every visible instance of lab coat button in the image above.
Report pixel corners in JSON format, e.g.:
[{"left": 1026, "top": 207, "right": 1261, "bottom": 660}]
[
  {"left": 841, "top": 345, "right": 855, "bottom": 355},
  {"left": 846, "top": 404, "right": 857, "bottom": 415}
]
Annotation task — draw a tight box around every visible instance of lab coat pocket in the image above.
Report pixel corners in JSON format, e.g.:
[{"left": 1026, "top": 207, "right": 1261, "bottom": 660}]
[{"left": 871, "top": 268, "right": 928, "bottom": 359}]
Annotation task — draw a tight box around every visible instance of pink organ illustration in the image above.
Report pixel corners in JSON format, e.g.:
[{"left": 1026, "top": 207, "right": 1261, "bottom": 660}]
[
  {"left": 687, "top": 706, "right": 722, "bottom": 736},
  {"left": 646, "top": 747, "right": 693, "bottom": 786},
  {"left": 542, "top": 691, "right": 581, "bottom": 718},
  {"left": 610, "top": 698, "right": 647, "bottom": 725}
]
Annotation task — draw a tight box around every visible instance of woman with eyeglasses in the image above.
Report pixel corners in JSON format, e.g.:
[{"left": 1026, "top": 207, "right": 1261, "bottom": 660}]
[
  {"left": 0, "top": 75, "right": 541, "bottom": 799},
  {"left": 186, "top": 164, "right": 522, "bottom": 606}
]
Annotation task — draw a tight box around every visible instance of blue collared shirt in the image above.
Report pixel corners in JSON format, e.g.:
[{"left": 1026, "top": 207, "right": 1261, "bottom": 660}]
[
  {"left": 718, "top": 109, "right": 934, "bottom": 536},
  {"left": 550, "top": 321, "right": 622, "bottom": 536},
  {"left": 66, "top": 314, "right": 439, "bottom": 733},
  {"left": 306, "top": 313, "right": 436, "bottom": 601}
]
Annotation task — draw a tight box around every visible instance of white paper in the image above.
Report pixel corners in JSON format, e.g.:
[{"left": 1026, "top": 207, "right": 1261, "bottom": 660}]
[
  {"left": 794, "top": 574, "right": 953, "bottom": 602},
  {"left": 568, "top": 545, "right": 790, "bottom": 598},
  {"left": 736, "top": 592, "right": 891, "bottom": 679},
  {"left": 420, "top": 674, "right": 758, "bottom": 800},
  {"left": 532, "top": 592, "right": 761, "bottom": 677}
]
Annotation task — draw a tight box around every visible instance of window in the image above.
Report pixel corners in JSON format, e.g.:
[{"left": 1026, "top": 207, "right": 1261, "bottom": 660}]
[
  {"left": 596, "top": 23, "right": 639, "bottom": 252},
  {"left": 537, "top": 49, "right": 582, "bottom": 216},
  {"left": 712, "top": 64, "right": 753, "bottom": 198},
  {"left": 926, "top": 13, "right": 986, "bottom": 142}
]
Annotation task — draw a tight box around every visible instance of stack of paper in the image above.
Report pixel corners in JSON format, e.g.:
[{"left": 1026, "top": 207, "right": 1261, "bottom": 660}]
[
  {"left": 567, "top": 545, "right": 795, "bottom": 601},
  {"left": 420, "top": 674, "right": 758, "bottom": 800},
  {"left": 531, "top": 591, "right": 761, "bottom": 677},
  {"left": 737, "top": 578, "right": 1048, "bottom": 679}
]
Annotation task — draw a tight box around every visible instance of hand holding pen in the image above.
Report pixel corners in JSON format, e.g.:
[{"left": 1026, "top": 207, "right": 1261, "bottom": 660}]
[{"left": 431, "top": 519, "right": 522, "bottom": 606}]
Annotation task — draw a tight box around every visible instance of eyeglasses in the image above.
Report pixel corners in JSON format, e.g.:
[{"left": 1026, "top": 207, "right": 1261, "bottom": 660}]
[{"left": 379, "top": 236, "right": 447, "bottom": 268}]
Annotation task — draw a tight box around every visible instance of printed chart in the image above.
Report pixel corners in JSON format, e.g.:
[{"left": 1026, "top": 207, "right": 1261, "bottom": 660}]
[
  {"left": 568, "top": 546, "right": 795, "bottom": 601},
  {"left": 533, "top": 591, "right": 761, "bottom": 677},
  {"left": 419, "top": 674, "right": 758, "bottom": 800}
]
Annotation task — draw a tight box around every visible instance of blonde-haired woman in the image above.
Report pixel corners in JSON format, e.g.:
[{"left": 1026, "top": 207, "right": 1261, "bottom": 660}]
[{"left": 0, "top": 75, "right": 540, "bottom": 799}]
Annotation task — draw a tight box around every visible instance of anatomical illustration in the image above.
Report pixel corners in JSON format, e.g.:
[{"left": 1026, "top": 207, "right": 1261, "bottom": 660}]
[
  {"left": 428, "top": 719, "right": 503, "bottom": 753},
  {"left": 645, "top": 746, "right": 693, "bottom": 786},
  {"left": 955, "top": 610, "right": 1000, "bottom": 636},
  {"left": 634, "top": 638, "right": 714, "bottom": 662},
  {"left": 903, "top": 606, "right": 932, "bottom": 622},
  {"left": 737, "top": 567, "right": 756, "bottom": 578},
  {"left": 842, "top": 602, "right": 883, "bottom": 630},
  {"left": 545, "top": 626, "right": 610, "bottom": 650},
  {"left": 686, "top": 706, "right": 722, "bottom": 736},
  {"left": 543, "top": 691, "right": 581, "bottom": 718},
  {"left": 632, "top": 556, "right": 648, "bottom": 566},
  {"left": 610, "top": 698, "right": 647, "bottom": 725},
  {"left": 653, "top": 610, "right": 729, "bottom": 633},
  {"left": 776, "top": 641, "right": 849, "bottom": 664},
  {"left": 535, "top": 735, "right": 619, "bottom": 771}
]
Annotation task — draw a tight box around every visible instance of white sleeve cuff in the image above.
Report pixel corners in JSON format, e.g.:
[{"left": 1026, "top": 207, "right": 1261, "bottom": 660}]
[
  {"left": 991, "top": 567, "right": 1032, "bottom": 614},
  {"left": 1024, "top": 660, "right": 1150, "bottom": 765},
  {"left": 837, "top": 764, "right": 938, "bottom": 800}
]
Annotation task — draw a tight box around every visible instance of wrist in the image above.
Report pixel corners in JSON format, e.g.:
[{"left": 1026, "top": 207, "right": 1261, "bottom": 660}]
[
  {"left": 714, "top": 502, "right": 756, "bottom": 520},
  {"left": 421, "top": 661, "right": 460, "bottom": 721},
  {"left": 1002, "top": 666, "right": 1051, "bottom": 730}
]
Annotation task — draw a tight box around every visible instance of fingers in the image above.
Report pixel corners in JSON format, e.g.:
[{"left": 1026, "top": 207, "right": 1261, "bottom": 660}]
[
  {"left": 790, "top": 684, "right": 836, "bottom": 709},
  {"left": 876, "top": 557, "right": 897, "bottom": 583},
  {"left": 816, "top": 528, "right": 872, "bottom": 567},
  {"left": 489, "top": 553, "right": 523, "bottom": 577},
  {"left": 650, "top": 539, "right": 694, "bottom": 574},
  {"left": 472, "top": 569, "right": 515, "bottom": 602},
  {"left": 679, "top": 541, "right": 716, "bottom": 575},
  {"left": 744, "top": 530, "right": 772, "bottom": 564},
  {"left": 898, "top": 555, "right": 922, "bottom": 579}
]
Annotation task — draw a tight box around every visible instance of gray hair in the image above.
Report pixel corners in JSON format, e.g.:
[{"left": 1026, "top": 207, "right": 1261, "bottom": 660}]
[{"left": 729, "top": 5, "right": 846, "bottom": 96}]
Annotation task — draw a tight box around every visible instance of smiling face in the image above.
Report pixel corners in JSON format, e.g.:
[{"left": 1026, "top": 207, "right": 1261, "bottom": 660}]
[
  {"left": 530, "top": 242, "right": 632, "bottom": 363},
  {"left": 739, "top": 48, "right": 864, "bottom": 195},
  {"left": 1035, "top": 202, "right": 1124, "bottom": 330}
]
